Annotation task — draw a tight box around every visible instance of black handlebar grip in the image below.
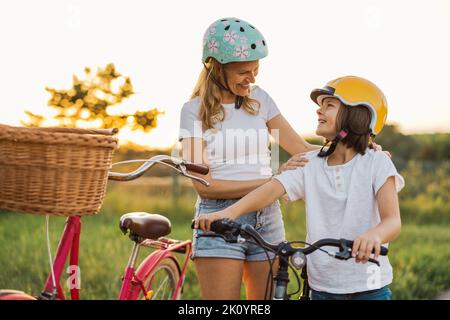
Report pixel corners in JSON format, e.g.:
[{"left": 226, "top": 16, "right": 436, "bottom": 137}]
[
  {"left": 190, "top": 219, "right": 238, "bottom": 233},
  {"left": 210, "top": 219, "right": 238, "bottom": 234},
  {"left": 343, "top": 239, "right": 388, "bottom": 255}
]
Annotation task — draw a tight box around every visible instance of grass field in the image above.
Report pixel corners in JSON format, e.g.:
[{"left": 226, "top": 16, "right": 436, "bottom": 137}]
[{"left": 0, "top": 182, "right": 449, "bottom": 300}]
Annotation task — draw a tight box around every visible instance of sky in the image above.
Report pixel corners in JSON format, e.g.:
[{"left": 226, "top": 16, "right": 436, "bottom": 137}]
[{"left": 1, "top": 0, "right": 449, "bottom": 149}]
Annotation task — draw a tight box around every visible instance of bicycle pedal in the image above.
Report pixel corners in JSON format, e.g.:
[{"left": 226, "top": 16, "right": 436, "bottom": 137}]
[
  {"left": 38, "top": 291, "right": 56, "bottom": 300},
  {"left": 142, "top": 290, "right": 154, "bottom": 300}
]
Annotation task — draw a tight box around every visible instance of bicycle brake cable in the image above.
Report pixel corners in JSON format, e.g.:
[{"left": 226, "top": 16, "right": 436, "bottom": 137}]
[
  {"left": 288, "top": 240, "right": 381, "bottom": 266},
  {"left": 247, "top": 239, "right": 310, "bottom": 300},
  {"left": 288, "top": 240, "right": 335, "bottom": 257},
  {"left": 45, "top": 215, "right": 57, "bottom": 298},
  {"left": 245, "top": 239, "right": 275, "bottom": 300}
]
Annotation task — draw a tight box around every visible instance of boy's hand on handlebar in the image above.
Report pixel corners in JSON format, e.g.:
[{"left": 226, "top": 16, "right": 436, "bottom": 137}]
[
  {"left": 352, "top": 231, "right": 382, "bottom": 264},
  {"left": 192, "top": 210, "right": 232, "bottom": 232}
]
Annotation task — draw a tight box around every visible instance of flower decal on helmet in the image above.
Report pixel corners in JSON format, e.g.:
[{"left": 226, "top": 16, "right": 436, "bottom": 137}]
[
  {"left": 239, "top": 35, "right": 248, "bottom": 44},
  {"left": 208, "top": 25, "right": 217, "bottom": 35},
  {"left": 204, "top": 25, "right": 217, "bottom": 46},
  {"left": 207, "top": 38, "right": 220, "bottom": 54},
  {"left": 224, "top": 30, "right": 238, "bottom": 45},
  {"left": 235, "top": 46, "right": 250, "bottom": 60}
]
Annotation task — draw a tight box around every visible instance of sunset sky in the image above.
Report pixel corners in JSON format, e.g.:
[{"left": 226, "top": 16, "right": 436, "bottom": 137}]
[{"left": 1, "top": 0, "right": 449, "bottom": 149}]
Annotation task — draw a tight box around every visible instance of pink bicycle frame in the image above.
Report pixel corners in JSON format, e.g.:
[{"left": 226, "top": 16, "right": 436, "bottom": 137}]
[
  {"left": 118, "top": 240, "right": 192, "bottom": 300},
  {"left": 43, "top": 216, "right": 81, "bottom": 300},
  {"left": 42, "top": 215, "right": 192, "bottom": 300}
]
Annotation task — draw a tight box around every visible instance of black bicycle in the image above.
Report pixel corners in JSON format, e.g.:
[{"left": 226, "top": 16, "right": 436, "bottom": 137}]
[{"left": 192, "top": 218, "right": 388, "bottom": 300}]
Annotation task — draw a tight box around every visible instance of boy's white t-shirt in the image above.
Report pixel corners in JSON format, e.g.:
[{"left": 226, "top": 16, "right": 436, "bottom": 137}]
[
  {"left": 274, "top": 149, "right": 405, "bottom": 294},
  {"left": 178, "top": 86, "right": 280, "bottom": 180}
]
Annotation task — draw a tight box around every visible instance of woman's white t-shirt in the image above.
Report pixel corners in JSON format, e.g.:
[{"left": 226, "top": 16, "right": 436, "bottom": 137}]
[
  {"left": 274, "top": 149, "right": 405, "bottom": 294},
  {"left": 178, "top": 86, "right": 280, "bottom": 180}
]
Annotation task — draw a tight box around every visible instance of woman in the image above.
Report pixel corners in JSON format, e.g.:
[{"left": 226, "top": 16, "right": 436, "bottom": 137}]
[{"left": 178, "top": 17, "right": 318, "bottom": 299}]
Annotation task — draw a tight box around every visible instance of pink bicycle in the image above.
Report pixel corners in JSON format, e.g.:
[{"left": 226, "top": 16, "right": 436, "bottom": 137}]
[{"left": 0, "top": 155, "right": 209, "bottom": 300}]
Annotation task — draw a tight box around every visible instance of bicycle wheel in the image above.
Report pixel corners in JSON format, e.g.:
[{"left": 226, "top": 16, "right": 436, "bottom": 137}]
[
  {"left": 138, "top": 257, "right": 181, "bottom": 300},
  {"left": 0, "top": 290, "right": 36, "bottom": 300}
]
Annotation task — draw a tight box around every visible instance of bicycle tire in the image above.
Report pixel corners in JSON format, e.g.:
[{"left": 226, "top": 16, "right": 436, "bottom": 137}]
[
  {"left": 138, "top": 257, "right": 181, "bottom": 300},
  {"left": 0, "top": 290, "right": 37, "bottom": 300}
]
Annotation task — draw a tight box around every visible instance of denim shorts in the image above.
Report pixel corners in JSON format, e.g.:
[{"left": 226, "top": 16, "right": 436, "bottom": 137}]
[
  {"left": 311, "top": 285, "right": 392, "bottom": 300},
  {"left": 191, "top": 197, "right": 286, "bottom": 261}
]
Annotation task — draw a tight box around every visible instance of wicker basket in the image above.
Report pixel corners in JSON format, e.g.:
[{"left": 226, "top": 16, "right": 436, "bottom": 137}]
[{"left": 0, "top": 124, "right": 118, "bottom": 216}]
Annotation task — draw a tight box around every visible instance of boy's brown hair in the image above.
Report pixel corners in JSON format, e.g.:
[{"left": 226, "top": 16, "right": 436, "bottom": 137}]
[{"left": 335, "top": 103, "right": 374, "bottom": 154}]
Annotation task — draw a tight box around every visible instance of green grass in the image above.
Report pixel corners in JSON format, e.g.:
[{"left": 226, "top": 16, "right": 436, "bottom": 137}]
[
  {"left": 0, "top": 185, "right": 449, "bottom": 300},
  {"left": 388, "top": 224, "right": 450, "bottom": 299}
]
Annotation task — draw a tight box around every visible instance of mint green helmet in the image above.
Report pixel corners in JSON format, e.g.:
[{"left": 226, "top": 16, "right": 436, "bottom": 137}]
[{"left": 202, "top": 17, "right": 268, "bottom": 64}]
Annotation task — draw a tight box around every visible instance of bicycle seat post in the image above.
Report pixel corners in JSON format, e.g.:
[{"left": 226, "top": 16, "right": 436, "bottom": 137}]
[
  {"left": 118, "top": 235, "right": 142, "bottom": 300},
  {"left": 126, "top": 235, "right": 141, "bottom": 270}
]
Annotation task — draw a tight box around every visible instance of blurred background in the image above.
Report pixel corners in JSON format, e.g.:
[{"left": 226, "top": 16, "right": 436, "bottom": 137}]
[{"left": 0, "top": 0, "right": 449, "bottom": 299}]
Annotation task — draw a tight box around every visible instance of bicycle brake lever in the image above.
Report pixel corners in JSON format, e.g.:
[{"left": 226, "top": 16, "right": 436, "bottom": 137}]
[
  {"left": 334, "top": 251, "right": 381, "bottom": 266},
  {"left": 368, "top": 258, "right": 380, "bottom": 267},
  {"left": 335, "top": 240, "right": 353, "bottom": 261},
  {"left": 179, "top": 164, "right": 209, "bottom": 186},
  {"left": 336, "top": 239, "right": 382, "bottom": 266},
  {"left": 334, "top": 250, "right": 352, "bottom": 261},
  {"left": 184, "top": 173, "right": 210, "bottom": 186}
]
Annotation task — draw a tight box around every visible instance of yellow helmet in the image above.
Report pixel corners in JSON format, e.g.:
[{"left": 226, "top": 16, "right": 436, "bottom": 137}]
[{"left": 310, "top": 76, "right": 388, "bottom": 135}]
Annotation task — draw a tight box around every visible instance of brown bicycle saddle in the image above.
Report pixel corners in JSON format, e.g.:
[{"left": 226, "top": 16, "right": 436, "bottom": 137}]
[{"left": 119, "top": 212, "right": 171, "bottom": 240}]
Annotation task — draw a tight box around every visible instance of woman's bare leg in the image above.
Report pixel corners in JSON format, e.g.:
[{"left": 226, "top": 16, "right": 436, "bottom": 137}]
[
  {"left": 243, "top": 259, "right": 279, "bottom": 300},
  {"left": 194, "top": 258, "right": 244, "bottom": 299}
]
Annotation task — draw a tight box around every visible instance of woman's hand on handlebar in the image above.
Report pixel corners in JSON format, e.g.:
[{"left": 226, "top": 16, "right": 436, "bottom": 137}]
[
  {"left": 192, "top": 209, "right": 233, "bottom": 232},
  {"left": 352, "top": 230, "right": 383, "bottom": 264}
]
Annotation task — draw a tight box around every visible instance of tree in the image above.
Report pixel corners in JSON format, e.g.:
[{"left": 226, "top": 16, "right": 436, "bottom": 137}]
[
  {"left": 22, "top": 63, "right": 163, "bottom": 132},
  {"left": 375, "top": 124, "right": 420, "bottom": 163}
]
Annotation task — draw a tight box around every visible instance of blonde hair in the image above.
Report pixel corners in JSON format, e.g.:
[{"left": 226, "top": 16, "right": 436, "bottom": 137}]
[{"left": 191, "top": 58, "right": 260, "bottom": 131}]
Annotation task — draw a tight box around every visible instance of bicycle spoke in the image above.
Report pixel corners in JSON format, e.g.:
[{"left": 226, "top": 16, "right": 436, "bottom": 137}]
[
  {"left": 138, "top": 258, "right": 181, "bottom": 300},
  {"left": 151, "top": 273, "right": 171, "bottom": 299}
]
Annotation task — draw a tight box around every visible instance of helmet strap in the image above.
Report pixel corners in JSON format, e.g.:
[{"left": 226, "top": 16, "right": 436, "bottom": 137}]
[
  {"left": 202, "top": 62, "right": 244, "bottom": 110},
  {"left": 318, "top": 129, "right": 349, "bottom": 158},
  {"left": 235, "top": 96, "right": 244, "bottom": 109},
  {"left": 203, "top": 62, "right": 233, "bottom": 93},
  {"left": 221, "top": 67, "right": 244, "bottom": 110}
]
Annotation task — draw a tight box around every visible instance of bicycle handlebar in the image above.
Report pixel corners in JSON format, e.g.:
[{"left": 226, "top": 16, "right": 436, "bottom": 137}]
[
  {"left": 192, "top": 219, "right": 388, "bottom": 260},
  {"left": 161, "top": 158, "right": 209, "bottom": 175},
  {"left": 192, "top": 218, "right": 389, "bottom": 299},
  {"left": 108, "top": 155, "right": 210, "bottom": 186}
]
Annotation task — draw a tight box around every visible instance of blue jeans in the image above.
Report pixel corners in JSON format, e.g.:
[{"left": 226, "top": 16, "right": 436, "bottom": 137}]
[{"left": 311, "top": 285, "right": 392, "bottom": 300}]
